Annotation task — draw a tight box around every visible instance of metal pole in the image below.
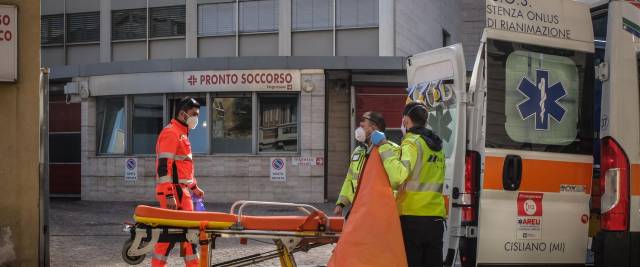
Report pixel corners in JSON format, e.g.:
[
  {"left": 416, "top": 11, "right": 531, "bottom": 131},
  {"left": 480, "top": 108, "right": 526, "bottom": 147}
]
[
  {"left": 39, "top": 68, "right": 51, "bottom": 267},
  {"left": 146, "top": 0, "right": 150, "bottom": 60},
  {"left": 235, "top": 0, "right": 240, "bottom": 57},
  {"left": 332, "top": 0, "right": 336, "bottom": 56}
]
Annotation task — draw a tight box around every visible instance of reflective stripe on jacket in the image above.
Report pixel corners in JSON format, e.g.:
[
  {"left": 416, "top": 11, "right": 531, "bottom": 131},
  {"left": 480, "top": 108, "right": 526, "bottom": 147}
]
[
  {"left": 380, "top": 132, "right": 446, "bottom": 217},
  {"left": 155, "top": 119, "right": 197, "bottom": 198}
]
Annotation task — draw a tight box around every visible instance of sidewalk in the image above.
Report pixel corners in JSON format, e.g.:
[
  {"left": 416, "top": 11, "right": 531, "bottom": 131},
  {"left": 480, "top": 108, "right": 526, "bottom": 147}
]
[{"left": 49, "top": 199, "right": 336, "bottom": 266}]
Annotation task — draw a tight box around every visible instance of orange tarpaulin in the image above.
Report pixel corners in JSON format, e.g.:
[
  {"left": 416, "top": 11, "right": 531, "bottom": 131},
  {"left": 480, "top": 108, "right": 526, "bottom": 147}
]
[{"left": 328, "top": 148, "right": 408, "bottom": 267}]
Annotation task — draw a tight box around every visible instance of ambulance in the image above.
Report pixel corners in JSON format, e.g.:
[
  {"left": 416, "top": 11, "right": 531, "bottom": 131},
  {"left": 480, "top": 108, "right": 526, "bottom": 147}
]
[
  {"left": 406, "top": 0, "right": 601, "bottom": 265},
  {"left": 588, "top": 1, "right": 640, "bottom": 266}
]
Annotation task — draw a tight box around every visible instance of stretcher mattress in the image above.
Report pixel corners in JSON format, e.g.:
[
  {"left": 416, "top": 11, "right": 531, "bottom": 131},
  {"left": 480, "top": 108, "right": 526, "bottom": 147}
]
[{"left": 134, "top": 205, "right": 344, "bottom": 232}]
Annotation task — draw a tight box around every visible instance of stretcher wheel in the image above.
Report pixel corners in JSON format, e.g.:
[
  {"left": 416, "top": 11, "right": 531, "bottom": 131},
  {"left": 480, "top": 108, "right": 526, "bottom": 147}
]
[{"left": 122, "top": 239, "right": 145, "bottom": 265}]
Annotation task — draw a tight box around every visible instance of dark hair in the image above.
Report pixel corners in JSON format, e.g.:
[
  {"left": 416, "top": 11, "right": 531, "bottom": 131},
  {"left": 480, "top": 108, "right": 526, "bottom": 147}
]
[
  {"left": 175, "top": 97, "right": 201, "bottom": 117},
  {"left": 362, "top": 111, "right": 386, "bottom": 131},
  {"left": 403, "top": 101, "right": 428, "bottom": 127}
]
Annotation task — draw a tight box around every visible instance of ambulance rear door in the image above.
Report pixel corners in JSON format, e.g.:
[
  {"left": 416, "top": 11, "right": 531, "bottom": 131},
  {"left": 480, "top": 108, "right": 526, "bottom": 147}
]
[
  {"left": 476, "top": 0, "right": 596, "bottom": 265},
  {"left": 406, "top": 44, "right": 467, "bottom": 263}
]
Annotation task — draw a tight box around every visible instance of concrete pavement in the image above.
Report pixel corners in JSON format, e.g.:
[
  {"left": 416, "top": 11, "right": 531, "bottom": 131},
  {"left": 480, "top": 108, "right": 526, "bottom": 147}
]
[{"left": 49, "top": 199, "right": 337, "bottom": 266}]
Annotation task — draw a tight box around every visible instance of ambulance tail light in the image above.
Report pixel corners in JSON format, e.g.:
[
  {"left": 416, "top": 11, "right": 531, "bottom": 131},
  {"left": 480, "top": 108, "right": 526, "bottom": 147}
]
[
  {"left": 600, "top": 137, "right": 630, "bottom": 231},
  {"left": 462, "top": 150, "right": 480, "bottom": 224}
]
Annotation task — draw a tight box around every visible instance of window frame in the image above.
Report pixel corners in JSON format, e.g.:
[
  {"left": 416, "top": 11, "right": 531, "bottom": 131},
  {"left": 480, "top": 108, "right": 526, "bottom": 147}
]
[
  {"left": 96, "top": 95, "right": 127, "bottom": 156},
  {"left": 257, "top": 93, "right": 301, "bottom": 154},
  {"left": 111, "top": 8, "right": 148, "bottom": 42},
  {"left": 166, "top": 93, "right": 211, "bottom": 155},
  {"left": 129, "top": 94, "right": 166, "bottom": 156},
  {"left": 149, "top": 5, "right": 187, "bottom": 39},
  {"left": 335, "top": 0, "right": 379, "bottom": 30},
  {"left": 210, "top": 92, "right": 255, "bottom": 155},
  {"left": 95, "top": 92, "right": 303, "bottom": 157},
  {"left": 291, "top": 0, "right": 333, "bottom": 32},
  {"left": 238, "top": 0, "right": 279, "bottom": 34},
  {"left": 484, "top": 39, "right": 595, "bottom": 155},
  {"left": 197, "top": 2, "right": 238, "bottom": 37},
  {"left": 41, "top": 14, "right": 65, "bottom": 46},
  {"left": 65, "top": 11, "right": 101, "bottom": 45}
]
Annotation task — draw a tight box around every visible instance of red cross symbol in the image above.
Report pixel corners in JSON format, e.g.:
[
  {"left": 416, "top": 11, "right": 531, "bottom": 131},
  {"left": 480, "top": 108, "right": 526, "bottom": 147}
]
[{"left": 187, "top": 75, "right": 198, "bottom": 86}]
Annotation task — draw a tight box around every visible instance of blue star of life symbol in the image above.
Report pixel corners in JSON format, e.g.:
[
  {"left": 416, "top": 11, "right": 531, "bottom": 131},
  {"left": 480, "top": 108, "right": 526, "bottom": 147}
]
[{"left": 516, "top": 69, "right": 567, "bottom": 131}]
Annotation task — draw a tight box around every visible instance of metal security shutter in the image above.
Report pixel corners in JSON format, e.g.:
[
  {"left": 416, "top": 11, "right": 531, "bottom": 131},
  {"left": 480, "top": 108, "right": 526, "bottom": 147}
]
[
  {"left": 239, "top": 0, "right": 278, "bottom": 33},
  {"left": 41, "top": 14, "right": 65, "bottom": 45},
  {"left": 66, "top": 12, "right": 100, "bottom": 43},
  {"left": 336, "top": 0, "right": 378, "bottom": 28},
  {"left": 112, "top": 8, "right": 147, "bottom": 41},
  {"left": 292, "top": 0, "right": 331, "bottom": 31},
  {"left": 150, "top": 5, "right": 186, "bottom": 38},
  {"left": 355, "top": 86, "right": 406, "bottom": 143},
  {"left": 198, "top": 3, "right": 236, "bottom": 36}
]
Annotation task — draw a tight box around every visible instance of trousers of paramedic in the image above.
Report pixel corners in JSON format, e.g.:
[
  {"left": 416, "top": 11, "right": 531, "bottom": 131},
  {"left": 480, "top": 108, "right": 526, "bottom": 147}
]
[
  {"left": 334, "top": 111, "right": 399, "bottom": 216},
  {"left": 153, "top": 97, "right": 205, "bottom": 267},
  {"left": 372, "top": 101, "right": 446, "bottom": 267}
]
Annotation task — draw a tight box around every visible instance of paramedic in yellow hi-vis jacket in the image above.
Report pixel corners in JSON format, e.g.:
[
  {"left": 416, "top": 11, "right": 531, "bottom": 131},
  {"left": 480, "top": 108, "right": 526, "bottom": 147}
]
[
  {"left": 333, "top": 111, "right": 399, "bottom": 216},
  {"left": 371, "top": 101, "right": 446, "bottom": 267}
]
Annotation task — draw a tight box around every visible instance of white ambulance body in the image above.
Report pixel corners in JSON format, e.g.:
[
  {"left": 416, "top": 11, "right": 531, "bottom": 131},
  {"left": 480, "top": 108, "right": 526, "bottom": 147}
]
[
  {"left": 589, "top": 1, "right": 640, "bottom": 266},
  {"left": 407, "top": 0, "right": 597, "bottom": 265}
]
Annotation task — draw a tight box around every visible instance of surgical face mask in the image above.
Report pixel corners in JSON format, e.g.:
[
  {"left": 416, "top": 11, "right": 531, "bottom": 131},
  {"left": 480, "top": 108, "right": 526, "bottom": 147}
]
[
  {"left": 400, "top": 118, "right": 407, "bottom": 136},
  {"left": 354, "top": 127, "right": 366, "bottom": 143},
  {"left": 182, "top": 111, "right": 199, "bottom": 130},
  {"left": 187, "top": 115, "right": 198, "bottom": 130}
]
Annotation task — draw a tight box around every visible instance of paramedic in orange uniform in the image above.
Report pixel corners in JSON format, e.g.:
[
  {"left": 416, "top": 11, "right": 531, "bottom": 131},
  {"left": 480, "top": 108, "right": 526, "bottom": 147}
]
[{"left": 152, "top": 97, "right": 205, "bottom": 267}]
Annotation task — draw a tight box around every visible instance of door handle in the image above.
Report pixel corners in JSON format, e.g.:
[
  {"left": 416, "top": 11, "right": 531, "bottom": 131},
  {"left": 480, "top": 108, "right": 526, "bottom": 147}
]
[{"left": 502, "top": 155, "right": 522, "bottom": 191}]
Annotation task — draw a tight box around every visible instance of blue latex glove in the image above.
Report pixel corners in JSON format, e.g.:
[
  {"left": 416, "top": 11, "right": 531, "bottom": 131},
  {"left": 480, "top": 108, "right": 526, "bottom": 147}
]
[{"left": 371, "top": 130, "right": 386, "bottom": 146}]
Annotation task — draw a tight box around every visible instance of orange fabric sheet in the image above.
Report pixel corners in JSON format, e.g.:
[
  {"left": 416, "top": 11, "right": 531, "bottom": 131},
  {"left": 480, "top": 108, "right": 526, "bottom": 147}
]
[{"left": 328, "top": 148, "right": 408, "bottom": 267}]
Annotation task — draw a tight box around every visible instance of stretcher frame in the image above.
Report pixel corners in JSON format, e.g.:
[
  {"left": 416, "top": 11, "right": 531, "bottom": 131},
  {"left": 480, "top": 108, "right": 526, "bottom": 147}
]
[{"left": 122, "top": 201, "right": 341, "bottom": 267}]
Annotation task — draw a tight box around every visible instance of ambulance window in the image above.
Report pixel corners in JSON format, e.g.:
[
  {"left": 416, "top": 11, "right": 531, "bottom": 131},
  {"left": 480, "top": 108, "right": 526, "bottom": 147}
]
[
  {"left": 425, "top": 83, "right": 457, "bottom": 158},
  {"left": 485, "top": 39, "right": 594, "bottom": 154}
]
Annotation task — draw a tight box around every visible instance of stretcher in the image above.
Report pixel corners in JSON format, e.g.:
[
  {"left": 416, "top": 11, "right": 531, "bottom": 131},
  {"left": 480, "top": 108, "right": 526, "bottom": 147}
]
[{"left": 122, "top": 201, "right": 343, "bottom": 267}]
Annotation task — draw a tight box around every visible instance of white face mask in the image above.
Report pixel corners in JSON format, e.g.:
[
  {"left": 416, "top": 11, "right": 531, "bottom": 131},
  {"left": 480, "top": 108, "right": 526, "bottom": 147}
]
[
  {"left": 401, "top": 118, "right": 407, "bottom": 136},
  {"left": 182, "top": 111, "right": 199, "bottom": 130},
  {"left": 187, "top": 115, "right": 198, "bottom": 130},
  {"left": 354, "top": 127, "right": 366, "bottom": 143}
]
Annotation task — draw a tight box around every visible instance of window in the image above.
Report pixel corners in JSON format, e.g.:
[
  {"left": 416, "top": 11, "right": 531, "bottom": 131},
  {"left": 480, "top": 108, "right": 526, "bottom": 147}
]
[
  {"left": 485, "top": 39, "right": 594, "bottom": 154},
  {"left": 198, "top": 3, "right": 236, "bottom": 36},
  {"left": 240, "top": 0, "right": 278, "bottom": 33},
  {"left": 592, "top": 13, "right": 608, "bottom": 42},
  {"left": 336, "top": 0, "right": 378, "bottom": 28},
  {"left": 292, "top": 0, "right": 332, "bottom": 31},
  {"left": 132, "top": 95, "right": 164, "bottom": 154},
  {"left": 112, "top": 8, "right": 147, "bottom": 41},
  {"left": 41, "top": 14, "right": 65, "bottom": 45},
  {"left": 425, "top": 83, "right": 457, "bottom": 158},
  {"left": 259, "top": 95, "right": 298, "bottom": 152},
  {"left": 169, "top": 95, "right": 209, "bottom": 154},
  {"left": 97, "top": 97, "right": 126, "bottom": 154},
  {"left": 150, "top": 5, "right": 186, "bottom": 38},
  {"left": 211, "top": 94, "right": 253, "bottom": 153},
  {"left": 66, "top": 12, "right": 100, "bottom": 43}
]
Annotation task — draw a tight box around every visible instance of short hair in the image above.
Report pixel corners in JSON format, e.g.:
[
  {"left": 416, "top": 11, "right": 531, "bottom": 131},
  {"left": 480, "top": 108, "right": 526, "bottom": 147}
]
[
  {"left": 362, "top": 111, "right": 386, "bottom": 131},
  {"left": 175, "top": 97, "right": 201, "bottom": 117},
  {"left": 403, "top": 101, "right": 428, "bottom": 127}
]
